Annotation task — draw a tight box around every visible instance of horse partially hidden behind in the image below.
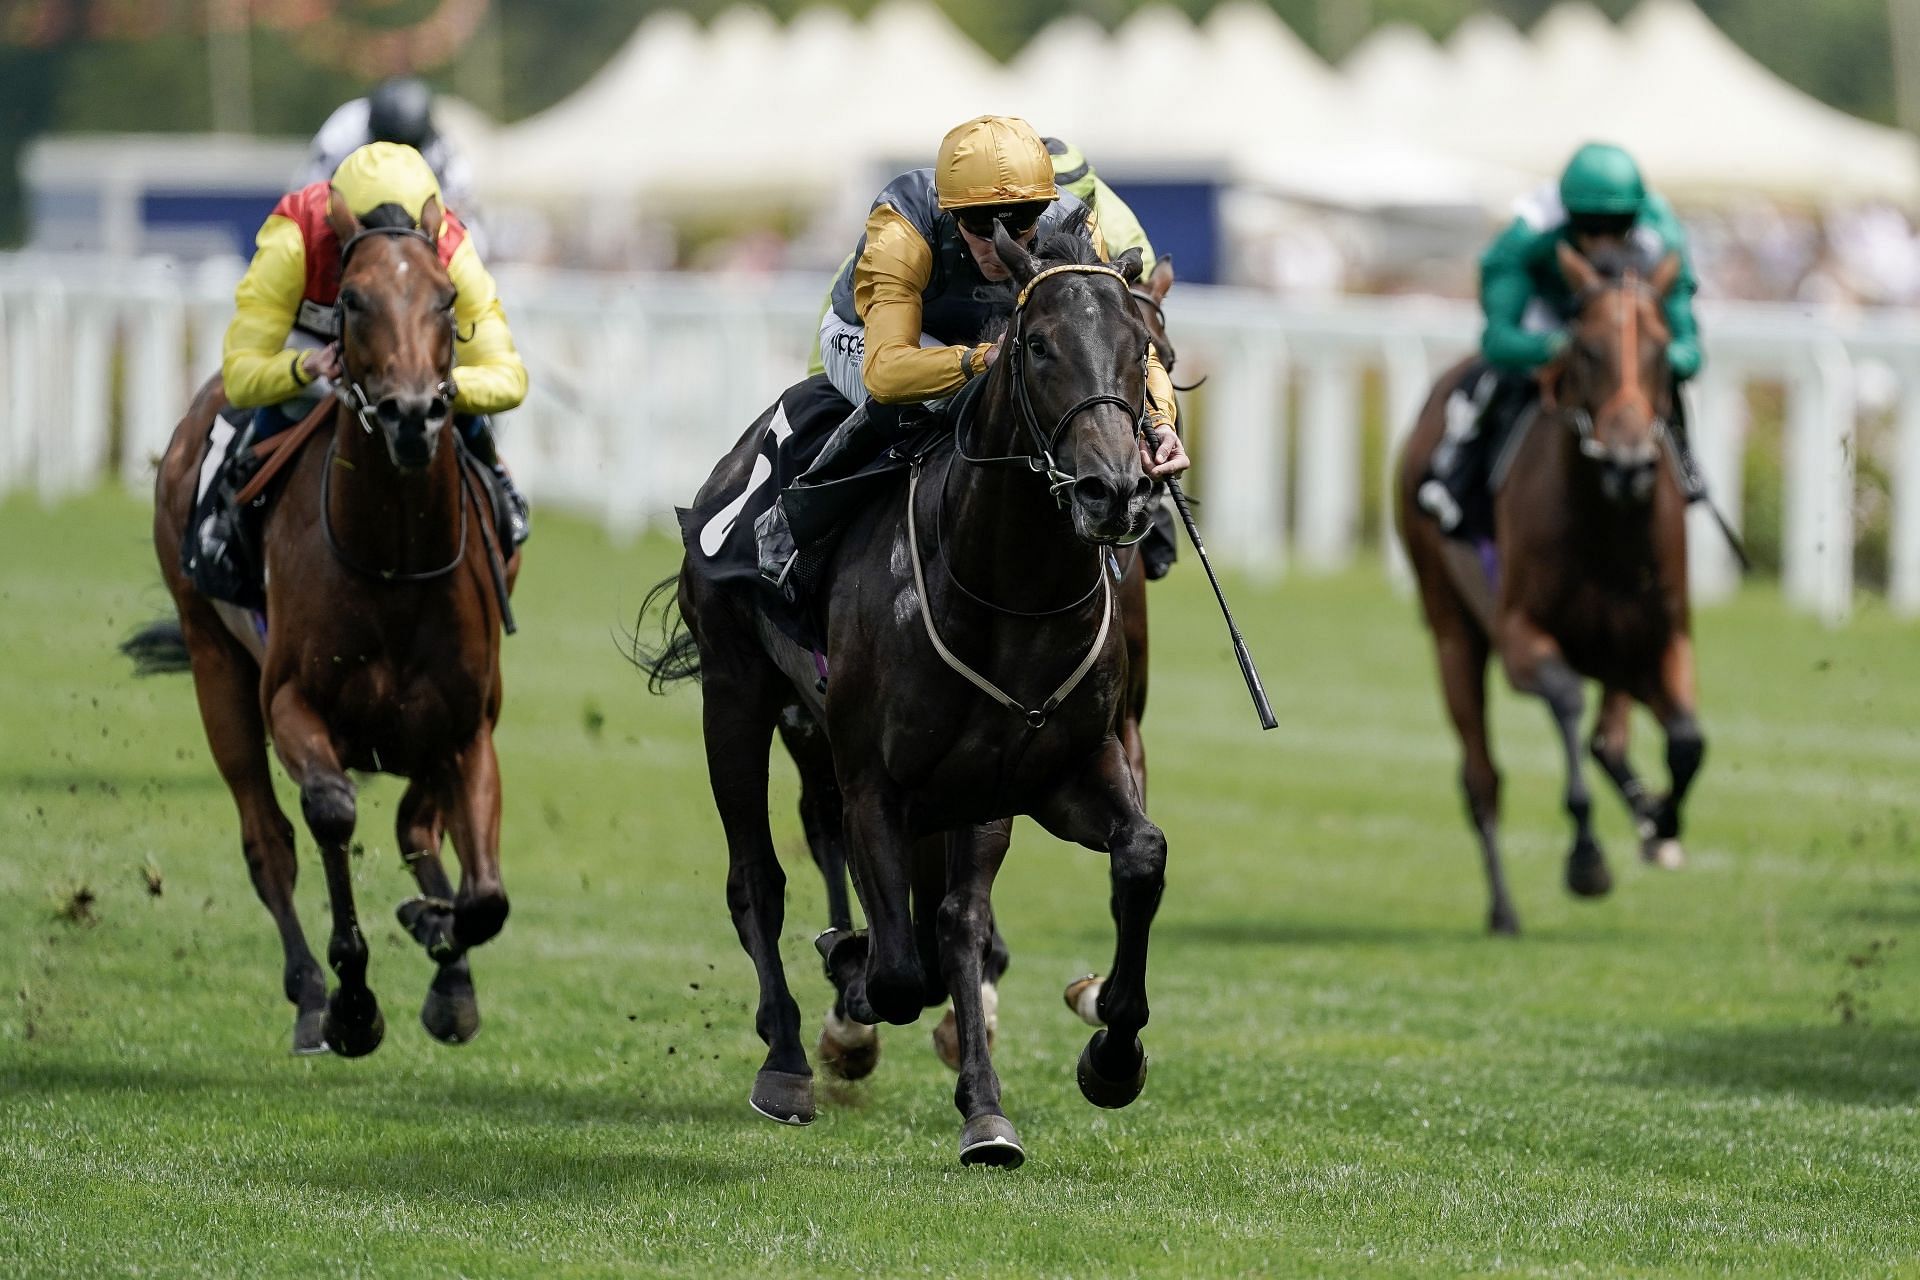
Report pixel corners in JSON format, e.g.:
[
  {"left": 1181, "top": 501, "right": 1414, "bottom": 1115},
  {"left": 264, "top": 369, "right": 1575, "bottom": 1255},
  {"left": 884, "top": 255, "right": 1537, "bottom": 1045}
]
[
  {"left": 132, "top": 196, "right": 517, "bottom": 1053},
  {"left": 637, "top": 228, "right": 1168, "bottom": 1168},
  {"left": 1396, "top": 241, "right": 1706, "bottom": 935}
]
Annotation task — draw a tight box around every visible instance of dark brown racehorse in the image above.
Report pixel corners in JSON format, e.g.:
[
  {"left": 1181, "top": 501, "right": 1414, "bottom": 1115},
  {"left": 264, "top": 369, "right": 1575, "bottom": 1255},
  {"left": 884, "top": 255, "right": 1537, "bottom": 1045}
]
[
  {"left": 797, "top": 254, "right": 1180, "bottom": 1078},
  {"left": 138, "top": 194, "right": 517, "bottom": 1053},
  {"left": 638, "top": 229, "right": 1167, "bottom": 1168},
  {"left": 1396, "top": 242, "right": 1705, "bottom": 935}
]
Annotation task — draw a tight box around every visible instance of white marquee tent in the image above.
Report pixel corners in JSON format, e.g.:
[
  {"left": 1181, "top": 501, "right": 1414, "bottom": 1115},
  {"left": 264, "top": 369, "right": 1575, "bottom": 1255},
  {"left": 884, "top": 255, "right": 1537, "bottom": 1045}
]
[{"left": 473, "top": 0, "right": 1920, "bottom": 213}]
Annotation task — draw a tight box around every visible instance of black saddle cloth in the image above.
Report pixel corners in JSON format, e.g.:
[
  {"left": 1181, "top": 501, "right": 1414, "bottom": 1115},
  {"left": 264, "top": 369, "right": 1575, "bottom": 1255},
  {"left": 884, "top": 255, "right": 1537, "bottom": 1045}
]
[{"left": 677, "top": 373, "right": 950, "bottom": 649}]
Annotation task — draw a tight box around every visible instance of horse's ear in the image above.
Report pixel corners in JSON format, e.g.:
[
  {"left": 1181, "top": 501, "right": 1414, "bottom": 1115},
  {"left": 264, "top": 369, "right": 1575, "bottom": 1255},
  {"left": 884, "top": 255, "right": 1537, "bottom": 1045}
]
[
  {"left": 1147, "top": 253, "right": 1175, "bottom": 303},
  {"left": 1649, "top": 251, "right": 1682, "bottom": 300},
  {"left": 1556, "top": 238, "right": 1601, "bottom": 295},
  {"left": 993, "top": 221, "right": 1038, "bottom": 288},
  {"left": 326, "top": 189, "right": 360, "bottom": 245},
  {"left": 419, "top": 195, "right": 444, "bottom": 241},
  {"left": 1112, "top": 247, "right": 1144, "bottom": 284}
]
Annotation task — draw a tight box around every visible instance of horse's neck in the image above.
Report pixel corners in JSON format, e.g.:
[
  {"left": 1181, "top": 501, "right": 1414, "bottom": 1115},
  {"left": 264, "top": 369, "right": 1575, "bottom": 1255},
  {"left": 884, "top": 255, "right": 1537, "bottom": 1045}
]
[
  {"left": 327, "top": 410, "right": 464, "bottom": 576},
  {"left": 939, "top": 372, "right": 1101, "bottom": 613}
]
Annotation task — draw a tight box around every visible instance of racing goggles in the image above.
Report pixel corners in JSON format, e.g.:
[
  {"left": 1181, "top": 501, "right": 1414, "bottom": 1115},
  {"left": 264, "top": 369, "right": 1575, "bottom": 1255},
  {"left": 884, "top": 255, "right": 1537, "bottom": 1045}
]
[{"left": 955, "top": 202, "right": 1048, "bottom": 241}]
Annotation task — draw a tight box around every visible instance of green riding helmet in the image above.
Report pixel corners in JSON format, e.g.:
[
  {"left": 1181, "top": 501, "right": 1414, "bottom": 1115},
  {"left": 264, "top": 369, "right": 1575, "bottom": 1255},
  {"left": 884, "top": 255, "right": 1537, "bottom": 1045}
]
[{"left": 1559, "top": 143, "right": 1646, "bottom": 218}]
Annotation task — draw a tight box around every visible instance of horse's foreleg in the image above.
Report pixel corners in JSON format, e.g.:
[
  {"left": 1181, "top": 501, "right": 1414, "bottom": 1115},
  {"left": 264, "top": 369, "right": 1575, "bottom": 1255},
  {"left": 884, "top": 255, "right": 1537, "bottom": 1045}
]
[
  {"left": 270, "top": 685, "right": 383, "bottom": 1058},
  {"left": 1036, "top": 740, "right": 1165, "bottom": 1111},
  {"left": 939, "top": 823, "right": 1022, "bottom": 1167},
  {"left": 184, "top": 616, "right": 328, "bottom": 1052},
  {"left": 837, "top": 783, "right": 922, "bottom": 1027},
  {"left": 394, "top": 780, "right": 481, "bottom": 1045},
  {"left": 1436, "top": 627, "right": 1514, "bottom": 933},
  {"left": 1501, "top": 623, "right": 1608, "bottom": 899},
  {"left": 1642, "top": 633, "right": 1706, "bottom": 869},
  {"left": 703, "top": 663, "right": 813, "bottom": 1124},
  {"left": 441, "top": 730, "right": 510, "bottom": 952},
  {"left": 1588, "top": 687, "right": 1663, "bottom": 863}
]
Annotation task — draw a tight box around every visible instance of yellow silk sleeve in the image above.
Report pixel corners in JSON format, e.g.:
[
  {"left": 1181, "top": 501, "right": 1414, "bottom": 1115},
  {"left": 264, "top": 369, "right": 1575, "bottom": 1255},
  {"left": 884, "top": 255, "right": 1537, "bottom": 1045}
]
[
  {"left": 1146, "top": 346, "right": 1178, "bottom": 430},
  {"left": 221, "top": 216, "right": 308, "bottom": 410},
  {"left": 446, "top": 239, "right": 529, "bottom": 416},
  {"left": 853, "top": 205, "right": 977, "bottom": 404}
]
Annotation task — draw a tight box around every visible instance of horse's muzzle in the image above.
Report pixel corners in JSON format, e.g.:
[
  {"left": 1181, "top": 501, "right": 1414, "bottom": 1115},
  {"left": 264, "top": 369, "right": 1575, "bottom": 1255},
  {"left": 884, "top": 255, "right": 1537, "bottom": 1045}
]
[
  {"left": 1069, "top": 473, "right": 1155, "bottom": 544},
  {"left": 376, "top": 390, "right": 452, "bottom": 471},
  {"left": 1598, "top": 443, "right": 1660, "bottom": 506}
]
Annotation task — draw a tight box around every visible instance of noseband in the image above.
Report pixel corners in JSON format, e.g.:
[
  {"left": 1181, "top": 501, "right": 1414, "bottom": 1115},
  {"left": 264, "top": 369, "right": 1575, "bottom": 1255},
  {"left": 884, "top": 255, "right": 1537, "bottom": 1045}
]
[
  {"left": 334, "top": 224, "right": 458, "bottom": 437},
  {"left": 955, "top": 263, "right": 1149, "bottom": 508}
]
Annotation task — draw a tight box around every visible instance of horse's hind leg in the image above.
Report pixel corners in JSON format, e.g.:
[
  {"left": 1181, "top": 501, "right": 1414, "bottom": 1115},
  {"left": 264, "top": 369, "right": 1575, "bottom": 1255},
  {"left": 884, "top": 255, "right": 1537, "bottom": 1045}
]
[
  {"left": 940, "top": 823, "right": 1022, "bottom": 1167},
  {"left": 1641, "top": 633, "right": 1706, "bottom": 870},
  {"left": 1588, "top": 687, "right": 1667, "bottom": 865},
  {"left": 783, "top": 710, "right": 882, "bottom": 1083},
  {"left": 270, "top": 686, "right": 383, "bottom": 1057},
  {"left": 1437, "top": 625, "right": 1516, "bottom": 933},
  {"left": 1037, "top": 740, "right": 1167, "bottom": 1111},
  {"left": 1501, "top": 625, "right": 1609, "bottom": 899},
  {"left": 182, "top": 613, "right": 328, "bottom": 1051},
  {"left": 393, "top": 781, "right": 481, "bottom": 1045},
  {"left": 702, "top": 648, "right": 814, "bottom": 1124}
]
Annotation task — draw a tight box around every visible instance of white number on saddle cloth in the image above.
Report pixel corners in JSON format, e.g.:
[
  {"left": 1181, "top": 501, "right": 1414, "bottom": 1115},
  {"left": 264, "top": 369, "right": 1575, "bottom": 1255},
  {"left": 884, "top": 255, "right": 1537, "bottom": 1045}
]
[
  {"left": 697, "top": 401, "right": 793, "bottom": 558},
  {"left": 197, "top": 417, "right": 237, "bottom": 506}
]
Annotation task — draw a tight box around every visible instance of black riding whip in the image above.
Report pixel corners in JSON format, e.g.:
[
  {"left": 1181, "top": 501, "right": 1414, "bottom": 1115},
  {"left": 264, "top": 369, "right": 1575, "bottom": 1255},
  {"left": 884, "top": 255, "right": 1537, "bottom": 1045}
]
[{"left": 1143, "top": 425, "right": 1276, "bottom": 731}]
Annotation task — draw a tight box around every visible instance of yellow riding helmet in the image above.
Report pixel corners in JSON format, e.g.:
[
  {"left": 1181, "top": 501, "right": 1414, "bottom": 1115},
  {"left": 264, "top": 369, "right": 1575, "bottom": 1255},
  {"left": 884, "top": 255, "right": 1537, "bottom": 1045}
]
[
  {"left": 935, "top": 115, "right": 1057, "bottom": 210},
  {"left": 328, "top": 141, "right": 443, "bottom": 224}
]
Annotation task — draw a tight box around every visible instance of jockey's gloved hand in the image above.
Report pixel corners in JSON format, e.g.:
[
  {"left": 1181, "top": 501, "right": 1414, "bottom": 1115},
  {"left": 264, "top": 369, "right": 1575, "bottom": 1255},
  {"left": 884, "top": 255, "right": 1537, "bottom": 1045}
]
[
  {"left": 1142, "top": 422, "right": 1190, "bottom": 479},
  {"left": 301, "top": 343, "right": 342, "bottom": 385}
]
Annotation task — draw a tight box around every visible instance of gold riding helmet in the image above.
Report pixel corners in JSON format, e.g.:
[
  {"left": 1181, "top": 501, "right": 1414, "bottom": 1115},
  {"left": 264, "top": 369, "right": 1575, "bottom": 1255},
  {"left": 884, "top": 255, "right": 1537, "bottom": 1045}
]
[
  {"left": 936, "top": 115, "right": 1056, "bottom": 237},
  {"left": 329, "top": 141, "right": 443, "bottom": 225}
]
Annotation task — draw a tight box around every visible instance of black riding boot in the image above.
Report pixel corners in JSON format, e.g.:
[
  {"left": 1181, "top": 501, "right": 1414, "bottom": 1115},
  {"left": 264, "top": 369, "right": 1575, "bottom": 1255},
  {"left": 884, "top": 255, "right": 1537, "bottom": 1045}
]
[
  {"left": 1419, "top": 369, "right": 1533, "bottom": 540},
  {"left": 460, "top": 415, "right": 530, "bottom": 546},
  {"left": 1140, "top": 497, "right": 1178, "bottom": 580},
  {"left": 1667, "top": 386, "right": 1708, "bottom": 504}
]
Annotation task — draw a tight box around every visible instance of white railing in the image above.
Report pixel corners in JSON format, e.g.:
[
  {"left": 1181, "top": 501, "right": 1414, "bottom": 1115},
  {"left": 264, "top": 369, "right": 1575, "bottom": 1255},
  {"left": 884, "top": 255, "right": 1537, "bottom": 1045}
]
[{"left": 0, "top": 251, "right": 1906, "bottom": 623}]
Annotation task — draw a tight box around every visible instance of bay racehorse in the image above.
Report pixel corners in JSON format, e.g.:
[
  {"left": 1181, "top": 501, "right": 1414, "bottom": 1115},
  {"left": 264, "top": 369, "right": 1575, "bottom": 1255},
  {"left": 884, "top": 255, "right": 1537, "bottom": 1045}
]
[
  {"left": 135, "top": 196, "right": 518, "bottom": 1053},
  {"left": 1397, "top": 241, "right": 1705, "bottom": 935},
  {"left": 637, "top": 228, "right": 1168, "bottom": 1167}
]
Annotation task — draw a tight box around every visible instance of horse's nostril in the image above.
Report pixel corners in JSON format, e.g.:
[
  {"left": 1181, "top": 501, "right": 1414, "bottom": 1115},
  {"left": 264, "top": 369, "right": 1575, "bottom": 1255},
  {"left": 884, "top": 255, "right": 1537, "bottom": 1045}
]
[
  {"left": 1073, "top": 476, "right": 1115, "bottom": 508},
  {"left": 1132, "top": 475, "right": 1154, "bottom": 501}
]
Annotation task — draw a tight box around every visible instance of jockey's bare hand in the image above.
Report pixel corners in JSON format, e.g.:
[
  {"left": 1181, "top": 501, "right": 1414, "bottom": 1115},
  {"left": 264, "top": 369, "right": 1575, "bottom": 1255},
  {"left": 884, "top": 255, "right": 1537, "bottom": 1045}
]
[
  {"left": 981, "top": 339, "right": 1002, "bottom": 369},
  {"left": 1142, "top": 422, "right": 1191, "bottom": 479},
  {"left": 302, "top": 343, "right": 342, "bottom": 383}
]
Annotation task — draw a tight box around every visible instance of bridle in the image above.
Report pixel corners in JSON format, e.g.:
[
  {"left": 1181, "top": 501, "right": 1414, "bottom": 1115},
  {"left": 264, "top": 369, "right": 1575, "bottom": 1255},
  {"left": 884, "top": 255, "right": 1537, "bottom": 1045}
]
[
  {"left": 953, "top": 262, "right": 1151, "bottom": 515},
  {"left": 1546, "top": 270, "right": 1669, "bottom": 461},
  {"left": 322, "top": 221, "right": 467, "bottom": 583},
  {"left": 334, "top": 224, "right": 458, "bottom": 439}
]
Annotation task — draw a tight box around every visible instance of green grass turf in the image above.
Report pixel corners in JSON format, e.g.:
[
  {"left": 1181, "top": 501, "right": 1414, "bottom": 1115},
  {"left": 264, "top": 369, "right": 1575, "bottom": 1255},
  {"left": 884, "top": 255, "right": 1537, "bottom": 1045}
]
[{"left": 1, "top": 488, "right": 1915, "bottom": 1278}]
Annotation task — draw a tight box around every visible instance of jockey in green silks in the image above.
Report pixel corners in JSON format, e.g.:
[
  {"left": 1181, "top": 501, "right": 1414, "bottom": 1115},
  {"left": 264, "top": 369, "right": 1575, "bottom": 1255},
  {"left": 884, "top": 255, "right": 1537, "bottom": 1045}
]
[{"left": 1418, "top": 142, "right": 1707, "bottom": 537}]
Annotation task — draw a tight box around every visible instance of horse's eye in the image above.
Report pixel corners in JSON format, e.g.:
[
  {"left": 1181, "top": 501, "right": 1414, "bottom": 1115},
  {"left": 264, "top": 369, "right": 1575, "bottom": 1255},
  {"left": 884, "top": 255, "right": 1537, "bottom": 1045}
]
[
  {"left": 339, "top": 288, "right": 366, "bottom": 312},
  {"left": 1025, "top": 336, "right": 1047, "bottom": 359}
]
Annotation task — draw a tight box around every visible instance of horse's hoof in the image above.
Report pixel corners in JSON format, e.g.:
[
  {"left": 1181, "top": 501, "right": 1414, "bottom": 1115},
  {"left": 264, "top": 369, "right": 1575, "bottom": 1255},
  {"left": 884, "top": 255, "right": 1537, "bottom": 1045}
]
[
  {"left": 817, "top": 1007, "right": 880, "bottom": 1081},
  {"left": 1487, "top": 909, "right": 1521, "bottom": 937},
  {"left": 1063, "top": 974, "right": 1105, "bottom": 1027},
  {"left": 1565, "top": 842, "right": 1613, "bottom": 898},
  {"left": 396, "top": 896, "right": 457, "bottom": 962},
  {"left": 749, "top": 1069, "right": 815, "bottom": 1126},
  {"left": 932, "top": 1008, "right": 961, "bottom": 1072},
  {"left": 958, "top": 1113, "right": 1025, "bottom": 1169},
  {"left": 1643, "top": 837, "right": 1685, "bottom": 870},
  {"left": 292, "top": 1007, "right": 329, "bottom": 1055},
  {"left": 1077, "top": 1029, "right": 1147, "bottom": 1109},
  {"left": 421, "top": 969, "right": 480, "bottom": 1046},
  {"left": 323, "top": 990, "right": 385, "bottom": 1059}
]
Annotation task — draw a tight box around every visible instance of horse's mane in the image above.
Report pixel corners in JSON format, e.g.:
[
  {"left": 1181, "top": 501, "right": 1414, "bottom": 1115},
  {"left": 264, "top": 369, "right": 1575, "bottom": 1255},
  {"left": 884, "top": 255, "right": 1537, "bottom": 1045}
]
[
  {"left": 358, "top": 202, "right": 418, "bottom": 232},
  {"left": 1033, "top": 206, "right": 1102, "bottom": 268},
  {"left": 1584, "top": 241, "right": 1658, "bottom": 283}
]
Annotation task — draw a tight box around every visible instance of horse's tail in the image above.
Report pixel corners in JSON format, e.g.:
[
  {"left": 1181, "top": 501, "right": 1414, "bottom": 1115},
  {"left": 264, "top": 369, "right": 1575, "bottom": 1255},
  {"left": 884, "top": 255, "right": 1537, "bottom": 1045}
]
[
  {"left": 628, "top": 573, "right": 701, "bottom": 693},
  {"left": 121, "top": 617, "right": 191, "bottom": 676}
]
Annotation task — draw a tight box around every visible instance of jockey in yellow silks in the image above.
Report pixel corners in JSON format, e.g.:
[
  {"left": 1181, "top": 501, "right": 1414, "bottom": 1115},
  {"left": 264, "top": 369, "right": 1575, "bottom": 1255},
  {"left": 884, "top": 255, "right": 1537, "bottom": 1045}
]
[{"left": 220, "top": 141, "right": 530, "bottom": 541}]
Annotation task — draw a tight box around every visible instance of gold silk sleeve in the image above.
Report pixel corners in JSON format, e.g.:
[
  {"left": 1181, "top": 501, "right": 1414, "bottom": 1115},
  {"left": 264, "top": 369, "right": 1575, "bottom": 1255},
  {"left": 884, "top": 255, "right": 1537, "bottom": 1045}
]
[
  {"left": 446, "top": 239, "right": 529, "bottom": 416},
  {"left": 1146, "top": 346, "right": 1178, "bottom": 430},
  {"left": 853, "top": 205, "right": 978, "bottom": 404},
  {"left": 221, "top": 215, "right": 308, "bottom": 410}
]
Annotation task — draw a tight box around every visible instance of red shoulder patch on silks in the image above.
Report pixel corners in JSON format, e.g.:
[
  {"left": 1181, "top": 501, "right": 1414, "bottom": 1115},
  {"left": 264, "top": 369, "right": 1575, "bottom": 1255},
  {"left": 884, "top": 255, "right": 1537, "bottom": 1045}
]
[{"left": 276, "top": 184, "right": 468, "bottom": 308}]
